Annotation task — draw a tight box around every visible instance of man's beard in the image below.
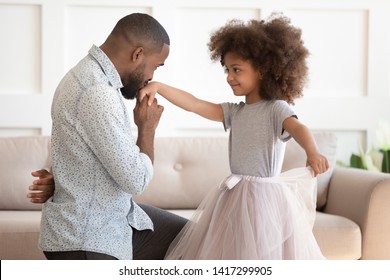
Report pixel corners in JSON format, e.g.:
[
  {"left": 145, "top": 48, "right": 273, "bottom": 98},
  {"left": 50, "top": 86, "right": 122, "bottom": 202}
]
[{"left": 120, "top": 64, "right": 145, "bottom": 100}]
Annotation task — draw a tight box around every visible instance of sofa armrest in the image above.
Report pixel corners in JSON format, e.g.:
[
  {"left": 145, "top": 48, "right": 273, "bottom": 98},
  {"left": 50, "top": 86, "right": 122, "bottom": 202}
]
[{"left": 323, "top": 167, "right": 390, "bottom": 259}]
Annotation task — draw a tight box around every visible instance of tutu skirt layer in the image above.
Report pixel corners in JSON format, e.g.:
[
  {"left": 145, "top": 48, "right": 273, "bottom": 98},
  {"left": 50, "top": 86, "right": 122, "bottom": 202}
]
[{"left": 165, "top": 167, "right": 325, "bottom": 260}]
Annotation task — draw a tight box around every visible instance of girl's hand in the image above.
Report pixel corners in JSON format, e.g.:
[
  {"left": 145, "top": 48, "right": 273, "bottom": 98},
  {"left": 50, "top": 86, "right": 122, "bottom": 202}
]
[
  {"left": 282, "top": 117, "right": 330, "bottom": 177},
  {"left": 306, "top": 153, "right": 329, "bottom": 177},
  {"left": 138, "top": 81, "right": 159, "bottom": 106}
]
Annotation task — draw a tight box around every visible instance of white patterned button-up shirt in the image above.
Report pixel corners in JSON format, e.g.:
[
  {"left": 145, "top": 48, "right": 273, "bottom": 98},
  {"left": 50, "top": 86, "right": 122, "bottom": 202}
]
[{"left": 39, "top": 45, "right": 154, "bottom": 260}]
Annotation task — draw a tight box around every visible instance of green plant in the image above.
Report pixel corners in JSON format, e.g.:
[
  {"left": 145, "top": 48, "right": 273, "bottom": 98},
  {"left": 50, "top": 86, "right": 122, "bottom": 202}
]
[
  {"left": 345, "top": 147, "right": 390, "bottom": 173},
  {"left": 338, "top": 121, "right": 390, "bottom": 173}
]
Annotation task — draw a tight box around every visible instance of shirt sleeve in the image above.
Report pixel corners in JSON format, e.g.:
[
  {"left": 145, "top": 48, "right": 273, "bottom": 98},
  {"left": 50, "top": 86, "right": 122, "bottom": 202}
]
[
  {"left": 221, "top": 102, "right": 241, "bottom": 131},
  {"left": 76, "top": 84, "right": 153, "bottom": 195},
  {"left": 272, "top": 100, "right": 297, "bottom": 142}
]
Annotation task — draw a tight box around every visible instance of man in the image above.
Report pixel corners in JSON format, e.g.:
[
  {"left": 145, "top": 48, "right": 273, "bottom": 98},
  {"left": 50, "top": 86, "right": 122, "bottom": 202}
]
[{"left": 28, "top": 13, "right": 187, "bottom": 260}]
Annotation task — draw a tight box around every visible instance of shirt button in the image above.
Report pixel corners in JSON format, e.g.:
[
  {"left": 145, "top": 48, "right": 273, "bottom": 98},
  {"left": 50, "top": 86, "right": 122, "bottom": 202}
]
[{"left": 173, "top": 163, "right": 183, "bottom": 171}]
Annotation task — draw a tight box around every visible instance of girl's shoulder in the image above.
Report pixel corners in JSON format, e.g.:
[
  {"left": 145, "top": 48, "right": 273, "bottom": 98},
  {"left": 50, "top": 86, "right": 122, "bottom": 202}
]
[
  {"left": 222, "top": 101, "right": 245, "bottom": 107},
  {"left": 270, "top": 99, "right": 295, "bottom": 117},
  {"left": 250, "top": 99, "right": 290, "bottom": 110},
  {"left": 222, "top": 100, "right": 291, "bottom": 113},
  {"left": 270, "top": 99, "right": 291, "bottom": 109},
  {"left": 221, "top": 101, "right": 245, "bottom": 111}
]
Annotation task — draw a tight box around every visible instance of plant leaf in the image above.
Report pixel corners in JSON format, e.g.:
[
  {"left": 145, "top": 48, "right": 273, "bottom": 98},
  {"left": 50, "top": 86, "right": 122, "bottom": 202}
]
[
  {"left": 364, "top": 155, "right": 380, "bottom": 172},
  {"left": 350, "top": 154, "right": 365, "bottom": 169},
  {"left": 369, "top": 148, "right": 383, "bottom": 171},
  {"left": 382, "top": 150, "right": 390, "bottom": 173}
]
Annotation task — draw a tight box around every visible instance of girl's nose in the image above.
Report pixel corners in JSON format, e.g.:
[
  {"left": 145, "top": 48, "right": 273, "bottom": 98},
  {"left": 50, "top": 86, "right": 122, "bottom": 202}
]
[{"left": 226, "top": 73, "right": 233, "bottom": 82}]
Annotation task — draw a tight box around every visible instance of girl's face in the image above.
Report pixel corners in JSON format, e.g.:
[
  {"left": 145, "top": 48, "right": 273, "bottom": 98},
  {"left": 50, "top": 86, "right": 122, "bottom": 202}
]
[{"left": 223, "top": 52, "right": 262, "bottom": 104}]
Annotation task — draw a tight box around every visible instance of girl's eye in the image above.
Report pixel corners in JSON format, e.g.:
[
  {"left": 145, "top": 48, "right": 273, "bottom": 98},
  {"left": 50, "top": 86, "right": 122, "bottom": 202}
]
[{"left": 224, "top": 67, "right": 241, "bottom": 74}]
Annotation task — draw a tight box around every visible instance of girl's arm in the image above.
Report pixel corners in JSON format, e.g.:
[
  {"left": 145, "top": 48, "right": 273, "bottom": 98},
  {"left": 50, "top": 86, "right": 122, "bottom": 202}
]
[
  {"left": 283, "top": 116, "right": 329, "bottom": 176},
  {"left": 139, "top": 81, "right": 224, "bottom": 122}
]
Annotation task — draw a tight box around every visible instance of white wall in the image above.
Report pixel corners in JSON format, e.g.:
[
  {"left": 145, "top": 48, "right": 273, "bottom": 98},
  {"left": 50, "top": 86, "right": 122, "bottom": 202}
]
[{"left": 0, "top": 0, "right": 389, "bottom": 164}]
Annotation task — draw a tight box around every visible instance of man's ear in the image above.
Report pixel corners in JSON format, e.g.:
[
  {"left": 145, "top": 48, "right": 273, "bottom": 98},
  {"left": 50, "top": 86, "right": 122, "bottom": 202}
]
[{"left": 132, "top": 47, "right": 144, "bottom": 62}]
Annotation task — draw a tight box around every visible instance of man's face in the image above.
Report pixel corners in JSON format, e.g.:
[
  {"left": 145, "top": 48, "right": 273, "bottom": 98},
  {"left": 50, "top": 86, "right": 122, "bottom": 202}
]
[
  {"left": 121, "top": 43, "right": 169, "bottom": 100},
  {"left": 120, "top": 63, "right": 145, "bottom": 100}
]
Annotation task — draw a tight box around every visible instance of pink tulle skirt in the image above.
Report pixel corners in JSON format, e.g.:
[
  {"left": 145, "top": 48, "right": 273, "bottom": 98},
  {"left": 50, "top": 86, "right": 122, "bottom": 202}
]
[{"left": 165, "top": 167, "right": 325, "bottom": 260}]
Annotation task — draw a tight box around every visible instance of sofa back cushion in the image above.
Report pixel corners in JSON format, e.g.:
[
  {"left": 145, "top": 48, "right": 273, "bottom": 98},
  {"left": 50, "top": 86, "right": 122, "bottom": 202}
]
[
  {"left": 0, "top": 133, "right": 336, "bottom": 211},
  {"left": 134, "top": 137, "right": 230, "bottom": 208},
  {"left": 0, "top": 136, "right": 51, "bottom": 210}
]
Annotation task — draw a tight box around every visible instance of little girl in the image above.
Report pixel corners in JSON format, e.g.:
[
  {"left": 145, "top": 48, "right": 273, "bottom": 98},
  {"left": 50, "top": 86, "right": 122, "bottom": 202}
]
[{"left": 140, "top": 13, "right": 329, "bottom": 259}]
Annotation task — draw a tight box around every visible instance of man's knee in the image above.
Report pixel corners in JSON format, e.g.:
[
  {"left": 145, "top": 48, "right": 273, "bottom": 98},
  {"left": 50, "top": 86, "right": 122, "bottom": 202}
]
[{"left": 138, "top": 203, "right": 188, "bottom": 229}]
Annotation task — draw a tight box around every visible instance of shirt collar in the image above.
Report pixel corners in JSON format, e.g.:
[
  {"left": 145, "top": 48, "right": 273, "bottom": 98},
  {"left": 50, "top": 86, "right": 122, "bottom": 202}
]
[{"left": 89, "top": 45, "right": 123, "bottom": 89}]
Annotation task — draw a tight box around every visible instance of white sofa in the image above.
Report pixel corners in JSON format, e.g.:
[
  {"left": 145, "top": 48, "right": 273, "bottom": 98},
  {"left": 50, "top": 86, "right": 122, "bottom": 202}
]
[{"left": 1, "top": 133, "right": 390, "bottom": 260}]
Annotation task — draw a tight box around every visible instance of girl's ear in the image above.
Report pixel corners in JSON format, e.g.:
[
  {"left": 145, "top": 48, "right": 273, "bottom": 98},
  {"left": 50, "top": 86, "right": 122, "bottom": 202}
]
[
  {"left": 258, "top": 69, "right": 263, "bottom": 80},
  {"left": 131, "top": 47, "right": 144, "bottom": 62}
]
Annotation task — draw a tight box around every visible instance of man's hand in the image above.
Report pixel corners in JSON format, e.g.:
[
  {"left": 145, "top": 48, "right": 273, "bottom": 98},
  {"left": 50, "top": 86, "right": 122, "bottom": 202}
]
[
  {"left": 133, "top": 96, "right": 164, "bottom": 162},
  {"left": 27, "top": 169, "right": 55, "bottom": 203},
  {"left": 134, "top": 95, "right": 164, "bottom": 132}
]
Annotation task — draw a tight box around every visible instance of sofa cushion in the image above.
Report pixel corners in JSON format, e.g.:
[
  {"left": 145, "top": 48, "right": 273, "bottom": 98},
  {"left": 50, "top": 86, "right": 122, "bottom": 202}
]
[
  {"left": 0, "top": 136, "right": 51, "bottom": 210},
  {"left": 313, "top": 212, "right": 361, "bottom": 260},
  {"left": 0, "top": 211, "right": 45, "bottom": 259},
  {"left": 282, "top": 132, "right": 337, "bottom": 209}
]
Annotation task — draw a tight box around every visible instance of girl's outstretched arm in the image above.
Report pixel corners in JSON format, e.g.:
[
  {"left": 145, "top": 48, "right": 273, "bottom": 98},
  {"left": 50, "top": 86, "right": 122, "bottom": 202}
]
[
  {"left": 139, "top": 81, "right": 224, "bottom": 122},
  {"left": 283, "top": 116, "right": 329, "bottom": 176}
]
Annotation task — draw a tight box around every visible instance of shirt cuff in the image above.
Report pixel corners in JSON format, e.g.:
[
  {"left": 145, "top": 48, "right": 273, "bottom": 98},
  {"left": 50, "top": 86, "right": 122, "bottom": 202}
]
[{"left": 140, "top": 152, "right": 154, "bottom": 185}]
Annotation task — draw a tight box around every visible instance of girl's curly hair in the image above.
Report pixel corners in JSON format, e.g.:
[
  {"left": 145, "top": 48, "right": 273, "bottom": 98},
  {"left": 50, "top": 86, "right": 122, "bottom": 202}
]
[{"left": 208, "top": 13, "right": 309, "bottom": 104}]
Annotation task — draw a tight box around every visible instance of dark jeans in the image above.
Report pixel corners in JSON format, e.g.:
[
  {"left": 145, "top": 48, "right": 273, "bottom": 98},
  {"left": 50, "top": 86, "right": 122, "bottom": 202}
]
[{"left": 44, "top": 204, "right": 188, "bottom": 260}]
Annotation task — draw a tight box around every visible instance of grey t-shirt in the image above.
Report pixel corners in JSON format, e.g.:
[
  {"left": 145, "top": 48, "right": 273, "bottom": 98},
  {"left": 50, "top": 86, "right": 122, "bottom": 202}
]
[{"left": 221, "top": 100, "right": 296, "bottom": 177}]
